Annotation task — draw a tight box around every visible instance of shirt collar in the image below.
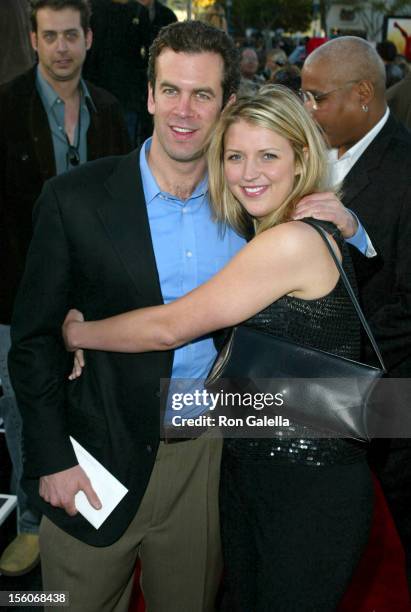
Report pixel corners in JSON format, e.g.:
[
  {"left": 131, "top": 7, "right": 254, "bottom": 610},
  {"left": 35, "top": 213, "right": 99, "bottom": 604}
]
[
  {"left": 81, "top": 79, "right": 95, "bottom": 111},
  {"left": 35, "top": 65, "right": 95, "bottom": 112},
  {"left": 139, "top": 138, "right": 208, "bottom": 206}
]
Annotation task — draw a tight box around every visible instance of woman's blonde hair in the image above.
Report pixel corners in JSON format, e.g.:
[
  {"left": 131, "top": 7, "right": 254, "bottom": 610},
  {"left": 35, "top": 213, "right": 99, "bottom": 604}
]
[{"left": 207, "top": 84, "right": 331, "bottom": 237}]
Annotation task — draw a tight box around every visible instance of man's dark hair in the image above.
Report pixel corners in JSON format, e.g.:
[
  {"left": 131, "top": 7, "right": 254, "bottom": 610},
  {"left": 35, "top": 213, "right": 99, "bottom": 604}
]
[
  {"left": 376, "top": 40, "right": 397, "bottom": 63},
  {"left": 148, "top": 20, "right": 240, "bottom": 106},
  {"left": 30, "top": 0, "right": 91, "bottom": 33},
  {"left": 271, "top": 65, "right": 301, "bottom": 93}
]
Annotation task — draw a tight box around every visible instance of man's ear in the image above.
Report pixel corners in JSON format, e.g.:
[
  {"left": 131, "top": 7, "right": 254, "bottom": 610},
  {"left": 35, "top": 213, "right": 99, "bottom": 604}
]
[
  {"left": 356, "top": 79, "right": 374, "bottom": 107},
  {"left": 30, "top": 31, "right": 38, "bottom": 52},
  {"left": 85, "top": 28, "right": 93, "bottom": 51},
  {"left": 147, "top": 83, "right": 155, "bottom": 116}
]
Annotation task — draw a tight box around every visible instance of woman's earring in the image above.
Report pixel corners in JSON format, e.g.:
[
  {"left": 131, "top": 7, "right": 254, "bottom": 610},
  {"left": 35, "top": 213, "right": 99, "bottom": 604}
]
[{"left": 362, "top": 104, "right": 368, "bottom": 112}]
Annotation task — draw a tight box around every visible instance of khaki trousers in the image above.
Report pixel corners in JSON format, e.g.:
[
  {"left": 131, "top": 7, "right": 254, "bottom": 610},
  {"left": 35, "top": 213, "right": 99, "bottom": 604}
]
[{"left": 40, "top": 433, "right": 223, "bottom": 612}]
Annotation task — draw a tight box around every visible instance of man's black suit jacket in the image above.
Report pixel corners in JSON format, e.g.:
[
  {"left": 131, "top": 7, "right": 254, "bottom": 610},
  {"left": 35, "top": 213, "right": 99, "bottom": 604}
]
[
  {"left": 343, "top": 114, "right": 411, "bottom": 378},
  {"left": 0, "top": 66, "right": 131, "bottom": 324},
  {"left": 9, "top": 151, "right": 173, "bottom": 546}
]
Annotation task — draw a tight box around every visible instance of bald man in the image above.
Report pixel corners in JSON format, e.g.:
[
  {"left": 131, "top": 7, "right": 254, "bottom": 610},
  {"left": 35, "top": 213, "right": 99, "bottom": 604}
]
[{"left": 296, "top": 36, "right": 411, "bottom": 592}]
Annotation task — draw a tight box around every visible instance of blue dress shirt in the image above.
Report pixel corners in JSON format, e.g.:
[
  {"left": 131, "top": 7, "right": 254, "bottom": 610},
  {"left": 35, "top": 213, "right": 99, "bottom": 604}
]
[
  {"left": 345, "top": 211, "right": 374, "bottom": 256},
  {"left": 36, "top": 66, "right": 93, "bottom": 174},
  {"left": 140, "top": 140, "right": 245, "bottom": 420}
]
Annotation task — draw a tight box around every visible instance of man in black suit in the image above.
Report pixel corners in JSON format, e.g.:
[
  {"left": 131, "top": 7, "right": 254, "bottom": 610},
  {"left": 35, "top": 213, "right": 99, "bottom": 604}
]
[
  {"left": 0, "top": 0, "right": 129, "bottom": 577},
  {"left": 298, "top": 36, "right": 411, "bottom": 591},
  {"left": 9, "top": 20, "right": 243, "bottom": 612}
]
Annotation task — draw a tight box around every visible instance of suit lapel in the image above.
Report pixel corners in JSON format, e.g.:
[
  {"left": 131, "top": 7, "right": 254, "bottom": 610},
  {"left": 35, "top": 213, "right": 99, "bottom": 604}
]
[
  {"left": 97, "top": 150, "right": 163, "bottom": 305},
  {"left": 341, "top": 166, "right": 370, "bottom": 206},
  {"left": 86, "top": 97, "right": 104, "bottom": 161},
  {"left": 342, "top": 114, "right": 397, "bottom": 206}
]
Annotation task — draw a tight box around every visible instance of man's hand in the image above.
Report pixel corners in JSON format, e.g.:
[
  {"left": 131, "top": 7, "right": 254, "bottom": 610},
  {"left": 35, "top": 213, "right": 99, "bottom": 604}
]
[
  {"left": 62, "top": 308, "right": 84, "bottom": 351},
  {"left": 39, "top": 465, "right": 101, "bottom": 516},
  {"left": 293, "top": 192, "right": 358, "bottom": 239}
]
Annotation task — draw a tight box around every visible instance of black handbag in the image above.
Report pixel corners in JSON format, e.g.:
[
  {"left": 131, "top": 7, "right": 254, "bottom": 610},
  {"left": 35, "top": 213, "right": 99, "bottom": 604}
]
[{"left": 205, "top": 222, "right": 386, "bottom": 441}]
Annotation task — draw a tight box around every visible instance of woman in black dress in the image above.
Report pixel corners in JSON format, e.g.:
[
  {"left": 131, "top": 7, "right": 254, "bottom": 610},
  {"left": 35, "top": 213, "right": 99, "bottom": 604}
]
[{"left": 64, "top": 86, "right": 374, "bottom": 610}]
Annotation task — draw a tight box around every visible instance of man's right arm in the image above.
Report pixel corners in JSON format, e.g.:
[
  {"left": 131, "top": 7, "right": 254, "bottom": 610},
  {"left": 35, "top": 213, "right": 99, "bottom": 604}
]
[
  {"left": 8, "top": 182, "right": 100, "bottom": 513},
  {"left": 293, "top": 192, "right": 376, "bottom": 257}
]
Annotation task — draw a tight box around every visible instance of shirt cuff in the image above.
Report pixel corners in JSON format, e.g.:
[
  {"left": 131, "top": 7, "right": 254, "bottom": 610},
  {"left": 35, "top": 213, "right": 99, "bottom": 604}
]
[{"left": 345, "top": 210, "right": 377, "bottom": 258}]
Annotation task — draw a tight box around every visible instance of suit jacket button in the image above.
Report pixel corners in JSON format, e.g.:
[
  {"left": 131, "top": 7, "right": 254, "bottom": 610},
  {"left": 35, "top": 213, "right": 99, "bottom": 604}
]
[
  {"left": 146, "top": 444, "right": 152, "bottom": 453},
  {"left": 21, "top": 153, "right": 29, "bottom": 161}
]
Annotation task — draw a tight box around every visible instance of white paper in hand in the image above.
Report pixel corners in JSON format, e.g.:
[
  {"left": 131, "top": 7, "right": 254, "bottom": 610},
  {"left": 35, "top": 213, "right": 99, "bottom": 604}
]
[{"left": 70, "top": 437, "right": 128, "bottom": 529}]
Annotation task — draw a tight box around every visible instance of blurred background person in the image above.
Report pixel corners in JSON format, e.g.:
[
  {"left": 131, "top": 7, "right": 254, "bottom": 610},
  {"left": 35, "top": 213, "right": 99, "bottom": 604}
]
[
  {"left": 135, "top": 0, "right": 177, "bottom": 142},
  {"left": 201, "top": 1, "right": 227, "bottom": 32},
  {"left": 238, "top": 46, "right": 265, "bottom": 94},
  {"left": 377, "top": 39, "right": 398, "bottom": 65},
  {"left": 376, "top": 40, "right": 405, "bottom": 89},
  {"left": 85, "top": 0, "right": 151, "bottom": 146},
  {"left": 137, "top": 0, "right": 177, "bottom": 44},
  {"left": 270, "top": 64, "right": 301, "bottom": 93},
  {"left": 0, "top": 0, "right": 35, "bottom": 85},
  {"left": 288, "top": 36, "right": 309, "bottom": 68},
  {"left": 263, "top": 47, "right": 287, "bottom": 81},
  {"left": 0, "top": 0, "right": 130, "bottom": 577}
]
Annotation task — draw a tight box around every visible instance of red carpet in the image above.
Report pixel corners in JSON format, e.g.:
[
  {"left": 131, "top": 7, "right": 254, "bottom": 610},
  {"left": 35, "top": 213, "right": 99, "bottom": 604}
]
[
  {"left": 339, "top": 478, "right": 410, "bottom": 611},
  {"left": 129, "top": 478, "right": 410, "bottom": 611}
]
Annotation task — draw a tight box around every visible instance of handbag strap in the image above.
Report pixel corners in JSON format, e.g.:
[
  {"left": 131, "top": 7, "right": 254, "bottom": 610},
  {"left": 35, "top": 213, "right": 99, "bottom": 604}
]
[{"left": 304, "top": 219, "right": 386, "bottom": 372}]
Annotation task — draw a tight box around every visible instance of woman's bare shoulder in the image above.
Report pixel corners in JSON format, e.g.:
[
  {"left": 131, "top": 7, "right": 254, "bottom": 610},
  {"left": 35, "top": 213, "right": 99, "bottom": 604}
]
[{"left": 249, "top": 220, "right": 326, "bottom": 260}]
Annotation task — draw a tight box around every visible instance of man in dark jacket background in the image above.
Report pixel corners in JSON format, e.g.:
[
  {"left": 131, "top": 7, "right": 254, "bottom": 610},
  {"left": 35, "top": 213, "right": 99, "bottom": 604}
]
[
  {"left": 0, "top": 0, "right": 130, "bottom": 576},
  {"left": 0, "top": 0, "right": 35, "bottom": 85},
  {"left": 84, "top": 0, "right": 151, "bottom": 146}
]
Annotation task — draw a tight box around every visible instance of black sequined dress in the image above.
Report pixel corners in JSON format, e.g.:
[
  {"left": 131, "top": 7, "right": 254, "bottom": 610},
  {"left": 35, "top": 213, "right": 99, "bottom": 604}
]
[{"left": 220, "top": 221, "right": 374, "bottom": 612}]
